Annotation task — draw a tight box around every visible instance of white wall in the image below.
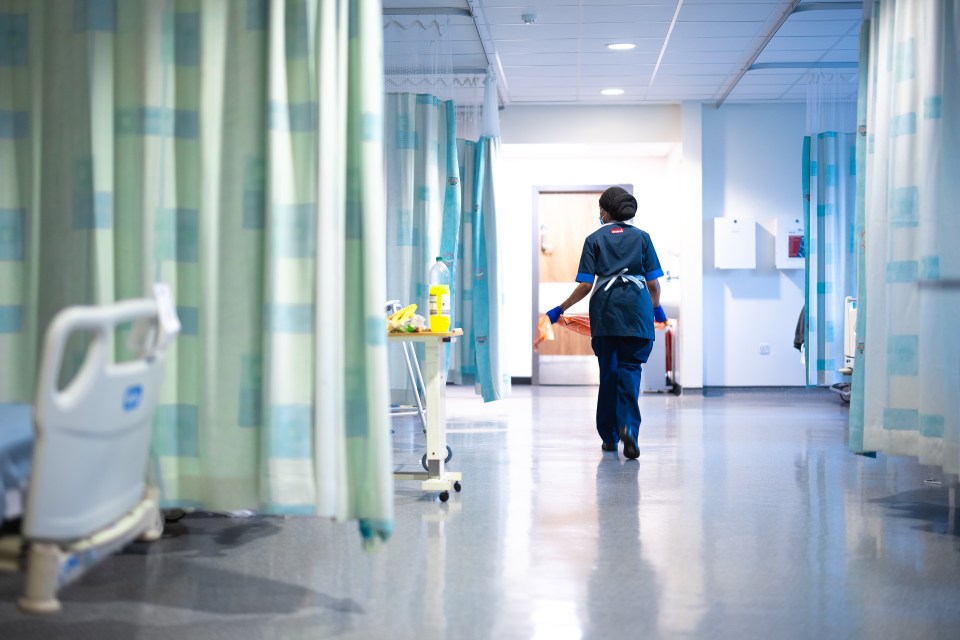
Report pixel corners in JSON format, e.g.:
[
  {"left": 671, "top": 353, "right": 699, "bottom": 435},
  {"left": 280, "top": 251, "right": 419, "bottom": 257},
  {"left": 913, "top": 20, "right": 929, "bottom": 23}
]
[
  {"left": 500, "top": 105, "right": 680, "bottom": 145},
  {"left": 701, "top": 103, "right": 807, "bottom": 386},
  {"left": 678, "top": 102, "right": 704, "bottom": 389}
]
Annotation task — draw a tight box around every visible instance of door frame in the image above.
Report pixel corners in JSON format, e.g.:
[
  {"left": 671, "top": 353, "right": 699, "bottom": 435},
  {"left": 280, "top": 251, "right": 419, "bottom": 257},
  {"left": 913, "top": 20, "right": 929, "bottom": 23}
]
[{"left": 531, "top": 184, "right": 633, "bottom": 385}]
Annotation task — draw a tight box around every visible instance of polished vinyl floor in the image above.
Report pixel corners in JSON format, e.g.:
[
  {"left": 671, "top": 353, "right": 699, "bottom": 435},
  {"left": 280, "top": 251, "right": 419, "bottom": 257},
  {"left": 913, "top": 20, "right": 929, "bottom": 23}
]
[{"left": 2, "top": 385, "right": 959, "bottom": 639}]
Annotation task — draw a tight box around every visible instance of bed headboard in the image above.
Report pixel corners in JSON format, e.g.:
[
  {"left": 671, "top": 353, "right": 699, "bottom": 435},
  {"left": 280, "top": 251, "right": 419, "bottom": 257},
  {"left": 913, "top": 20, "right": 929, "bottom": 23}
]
[{"left": 24, "top": 296, "right": 176, "bottom": 541}]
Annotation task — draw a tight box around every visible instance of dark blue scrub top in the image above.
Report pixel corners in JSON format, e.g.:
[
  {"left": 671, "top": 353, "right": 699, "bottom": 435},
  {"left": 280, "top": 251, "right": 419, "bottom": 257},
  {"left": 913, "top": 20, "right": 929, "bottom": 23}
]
[{"left": 576, "top": 222, "right": 664, "bottom": 339}]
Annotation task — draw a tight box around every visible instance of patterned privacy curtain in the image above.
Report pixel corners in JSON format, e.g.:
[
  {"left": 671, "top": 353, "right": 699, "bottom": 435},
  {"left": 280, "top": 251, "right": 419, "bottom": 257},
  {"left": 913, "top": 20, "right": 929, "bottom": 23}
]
[
  {"left": 0, "top": 0, "right": 393, "bottom": 543},
  {"left": 383, "top": 82, "right": 509, "bottom": 403},
  {"left": 849, "top": 0, "right": 960, "bottom": 474},
  {"left": 449, "top": 77, "right": 509, "bottom": 401},
  {"left": 449, "top": 136, "right": 509, "bottom": 401},
  {"left": 382, "top": 93, "right": 460, "bottom": 401},
  {"left": 802, "top": 73, "right": 857, "bottom": 386}
]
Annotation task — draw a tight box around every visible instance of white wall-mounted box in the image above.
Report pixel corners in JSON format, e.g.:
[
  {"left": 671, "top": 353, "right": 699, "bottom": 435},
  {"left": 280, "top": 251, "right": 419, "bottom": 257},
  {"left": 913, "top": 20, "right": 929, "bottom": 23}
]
[
  {"left": 774, "top": 217, "right": 805, "bottom": 270},
  {"left": 714, "top": 217, "right": 756, "bottom": 269}
]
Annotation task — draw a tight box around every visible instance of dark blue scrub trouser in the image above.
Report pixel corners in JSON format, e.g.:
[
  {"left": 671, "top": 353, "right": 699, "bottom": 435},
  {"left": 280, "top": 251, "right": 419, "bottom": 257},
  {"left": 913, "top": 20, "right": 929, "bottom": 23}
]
[{"left": 591, "top": 336, "right": 653, "bottom": 445}]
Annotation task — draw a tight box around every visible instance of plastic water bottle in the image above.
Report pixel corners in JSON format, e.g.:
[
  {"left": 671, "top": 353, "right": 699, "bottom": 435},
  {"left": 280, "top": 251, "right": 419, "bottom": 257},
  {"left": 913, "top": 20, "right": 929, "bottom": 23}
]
[{"left": 428, "top": 257, "right": 451, "bottom": 333}]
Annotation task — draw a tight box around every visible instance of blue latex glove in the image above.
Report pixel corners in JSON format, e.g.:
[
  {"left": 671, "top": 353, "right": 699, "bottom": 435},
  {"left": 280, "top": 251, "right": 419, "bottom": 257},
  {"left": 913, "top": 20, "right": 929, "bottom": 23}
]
[
  {"left": 653, "top": 305, "right": 667, "bottom": 323},
  {"left": 546, "top": 306, "right": 563, "bottom": 324}
]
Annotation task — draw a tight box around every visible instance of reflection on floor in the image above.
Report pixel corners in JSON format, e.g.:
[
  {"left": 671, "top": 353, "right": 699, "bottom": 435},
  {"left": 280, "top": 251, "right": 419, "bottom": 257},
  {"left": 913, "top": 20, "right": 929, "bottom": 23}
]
[{"left": 2, "top": 386, "right": 959, "bottom": 639}]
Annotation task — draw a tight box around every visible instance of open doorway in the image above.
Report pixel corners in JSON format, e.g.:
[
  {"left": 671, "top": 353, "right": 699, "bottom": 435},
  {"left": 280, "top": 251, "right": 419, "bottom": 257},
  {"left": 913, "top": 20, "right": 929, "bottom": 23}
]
[{"left": 533, "top": 187, "right": 630, "bottom": 385}]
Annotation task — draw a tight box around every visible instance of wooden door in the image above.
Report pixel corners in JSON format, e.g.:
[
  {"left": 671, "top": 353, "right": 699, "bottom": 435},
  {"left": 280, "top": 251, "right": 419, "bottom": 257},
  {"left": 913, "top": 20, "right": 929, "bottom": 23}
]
[{"left": 536, "top": 191, "right": 601, "bottom": 384}]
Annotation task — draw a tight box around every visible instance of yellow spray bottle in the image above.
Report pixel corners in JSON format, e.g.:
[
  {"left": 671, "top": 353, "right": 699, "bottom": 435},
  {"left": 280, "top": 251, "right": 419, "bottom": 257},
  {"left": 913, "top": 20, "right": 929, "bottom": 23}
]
[{"left": 427, "top": 256, "right": 451, "bottom": 333}]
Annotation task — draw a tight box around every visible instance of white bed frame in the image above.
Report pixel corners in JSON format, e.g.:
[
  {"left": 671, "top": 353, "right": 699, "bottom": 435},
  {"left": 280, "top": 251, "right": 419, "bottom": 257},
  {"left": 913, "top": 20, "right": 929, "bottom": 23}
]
[
  {"left": 0, "top": 292, "right": 178, "bottom": 613},
  {"left": 841, "top": 296, "right": 857, "bottom": 374}
]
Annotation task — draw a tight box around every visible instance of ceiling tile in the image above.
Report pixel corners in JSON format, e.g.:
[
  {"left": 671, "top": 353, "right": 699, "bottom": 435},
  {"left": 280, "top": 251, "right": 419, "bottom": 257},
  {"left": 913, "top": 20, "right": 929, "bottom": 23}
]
[
  {"left": 483, "top": 6, "right": 580, "bottom": 26},
  {"left": 577, "top": 63, "right": 658, "bottom": 77},
  {"left": 667, "top": 36, "right": 759, "bottom": 52},
  {"left": 578, "top": 23, "right": 672, "bottom": 40},
  {"left": 777, "top": 19, "right": 860, "bottom": 37},
  {"left": 480, "top": 0, "right": 581, "bottom": 7},
  {"left": 679, "top": 3, "right": 782, "bottom": 22},
  {"left": 671, "top": 21, "right": 766, "bottom": 38},
  {"left": 764, "top": 35, "right": 847, "bottom": 51},
  {"left": 498, "top": 52, "right": 581, "bottom": 66},
  {"left": 656, "top": 62, "right": 740, "bottom": 75},
  {"left": 659, "top": 49, "right": 745, "bottom": 64},
  {"left": 577, "top": 38, "right": 665, "bottom": 54},
  {"left": 487, "top": 24, "right": 581, "bottom": 40},
  {"left": 504, "top": 64, "right": 655, "bottom": 77},
  {"left": 651, "top": 74, "right": 729, "bottom": 87},
  {"left": 754, "top": 49, "right": 824, "bottom": 64},
  {"left": 385, "top": 0, "right": 865, "bottom": 105},
  {"left": 382, "top": 0, "right": 470, "bottom": 9},
  {"left": 495, "top": 39, "right": 583, "bottom": 54},
  {"left": 579, "top": 51, "right": 661, "bottom": 65},
  {"left": 581, "top": 6, "right": 682, "bottom": 22}
]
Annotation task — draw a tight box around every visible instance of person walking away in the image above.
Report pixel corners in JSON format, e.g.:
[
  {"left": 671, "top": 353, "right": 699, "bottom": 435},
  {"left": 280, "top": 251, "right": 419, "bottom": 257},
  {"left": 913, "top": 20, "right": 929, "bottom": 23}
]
[{"left": 540, "top": 186, "right": 666, "bottom": 459}]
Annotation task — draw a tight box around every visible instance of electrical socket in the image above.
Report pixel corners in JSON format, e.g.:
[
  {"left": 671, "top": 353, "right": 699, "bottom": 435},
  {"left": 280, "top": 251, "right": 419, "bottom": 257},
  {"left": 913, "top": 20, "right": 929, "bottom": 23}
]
[{"left": 759, "top": 343, "right": 771, "bottom": 355}]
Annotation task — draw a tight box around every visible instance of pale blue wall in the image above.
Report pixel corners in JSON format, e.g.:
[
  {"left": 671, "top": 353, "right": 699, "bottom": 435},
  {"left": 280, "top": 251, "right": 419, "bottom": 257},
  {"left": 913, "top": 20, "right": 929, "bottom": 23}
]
[
  {"left": 701, "top": 103, "right": 807, "bottom": 387},
  {"left": 497, "top": 102, "right": 810, "bottom": 386}
]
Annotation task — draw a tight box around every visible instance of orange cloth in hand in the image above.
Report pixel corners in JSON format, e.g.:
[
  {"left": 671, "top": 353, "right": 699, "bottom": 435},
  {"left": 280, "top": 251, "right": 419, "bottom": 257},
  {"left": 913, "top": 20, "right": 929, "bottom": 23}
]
[
  {"left": 557, "top": 314, "right": 592, "bottom": 337},
  {"left": 533, "top": 315, "right": 555, "bottom": 352}
]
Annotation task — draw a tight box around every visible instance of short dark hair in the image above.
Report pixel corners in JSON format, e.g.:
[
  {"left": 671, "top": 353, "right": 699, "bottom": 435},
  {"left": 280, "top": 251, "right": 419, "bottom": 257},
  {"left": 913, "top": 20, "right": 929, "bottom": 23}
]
[{"left": 599, "top": 186, "right": 637, "bottom": 221}]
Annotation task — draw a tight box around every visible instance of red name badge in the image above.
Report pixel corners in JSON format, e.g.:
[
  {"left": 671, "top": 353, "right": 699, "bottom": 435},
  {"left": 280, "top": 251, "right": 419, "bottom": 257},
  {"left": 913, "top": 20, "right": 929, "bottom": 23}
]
[{"left": 611, "top": 227, "right": 623, "bottom": 234}]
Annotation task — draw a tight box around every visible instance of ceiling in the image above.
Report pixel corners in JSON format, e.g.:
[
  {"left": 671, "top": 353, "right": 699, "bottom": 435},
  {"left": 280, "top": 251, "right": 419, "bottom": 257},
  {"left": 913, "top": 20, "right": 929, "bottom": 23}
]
[{"left": 382, "top": 0, "right": 863, "bottom": 106}]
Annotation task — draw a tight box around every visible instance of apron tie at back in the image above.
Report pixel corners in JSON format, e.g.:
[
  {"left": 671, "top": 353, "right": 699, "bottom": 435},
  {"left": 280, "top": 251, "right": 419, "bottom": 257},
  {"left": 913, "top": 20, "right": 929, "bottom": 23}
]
[{"left": 599, "top": 268, "right": 646, "bottom": 292}]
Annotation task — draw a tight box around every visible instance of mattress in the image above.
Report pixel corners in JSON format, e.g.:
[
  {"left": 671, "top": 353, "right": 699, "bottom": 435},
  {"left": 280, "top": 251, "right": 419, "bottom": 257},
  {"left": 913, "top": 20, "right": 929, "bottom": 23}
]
[{"left": 0, "top": 404, "right": 34, "bottom": 521}]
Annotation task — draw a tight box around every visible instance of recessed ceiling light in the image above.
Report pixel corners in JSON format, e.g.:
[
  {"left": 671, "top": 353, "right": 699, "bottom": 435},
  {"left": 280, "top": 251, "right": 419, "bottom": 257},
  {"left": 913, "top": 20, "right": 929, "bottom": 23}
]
[
  {"left": 601, "top": 88, "right": 624, "bottom": 96},
  {"left": 606, "top": 43, "right": 636, "bottom": 51}
]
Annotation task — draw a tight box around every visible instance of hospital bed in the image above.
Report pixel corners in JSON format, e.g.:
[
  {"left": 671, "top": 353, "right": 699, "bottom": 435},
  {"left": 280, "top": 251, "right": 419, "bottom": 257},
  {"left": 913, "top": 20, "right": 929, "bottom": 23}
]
[{"left": 0, "top": 291, "right": 179, "bottom": 612}]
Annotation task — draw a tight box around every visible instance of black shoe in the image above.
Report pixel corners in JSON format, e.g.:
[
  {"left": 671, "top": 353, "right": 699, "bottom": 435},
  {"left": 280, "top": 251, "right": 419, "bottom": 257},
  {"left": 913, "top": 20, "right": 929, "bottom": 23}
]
[
  {"left": 619, "top": 425, "right": 639, "bottom": 459},
  {"left": 601, "top": 441, "right": 617, "bottom": 452}
]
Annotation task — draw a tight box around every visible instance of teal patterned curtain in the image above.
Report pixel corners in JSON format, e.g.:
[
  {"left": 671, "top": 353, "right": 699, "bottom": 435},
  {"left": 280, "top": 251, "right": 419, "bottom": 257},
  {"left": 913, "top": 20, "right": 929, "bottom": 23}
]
[
  {"left": 0, "top": 0, "right": 393, "bottom": 544},
  {"left": 383, "top": 80, "right": 509, "bottom": 403},
  {"left": 802, "top": 73, "right": 857, "bottom": 386},
  {"left": 849, "top": 0, "right": 960, "bottom": 474},
  {"left": 382, "top": 93, "right": 460, "bottom": 401},
  {"left": 449, "top": 135, "right": 509, "bottom": 401}
]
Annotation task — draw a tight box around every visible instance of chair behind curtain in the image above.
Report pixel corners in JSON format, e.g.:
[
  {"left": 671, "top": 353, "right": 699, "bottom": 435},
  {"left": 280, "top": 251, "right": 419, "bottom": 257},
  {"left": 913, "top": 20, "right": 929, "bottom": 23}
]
[
  {"left": 802, "top": 72, "right": 857, "bottom": 386},
  {"left": 0, "top": 0, "right": 393, "bottom": 543},
  {"left": 850, "top": 0, "right": 960, "bottom": 474}
]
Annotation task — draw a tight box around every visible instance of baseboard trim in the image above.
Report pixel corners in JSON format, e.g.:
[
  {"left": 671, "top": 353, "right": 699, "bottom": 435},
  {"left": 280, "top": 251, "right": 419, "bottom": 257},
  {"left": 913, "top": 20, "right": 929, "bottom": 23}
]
[{"left": 701, "top": 386, "right": 832, "bottom": 397}]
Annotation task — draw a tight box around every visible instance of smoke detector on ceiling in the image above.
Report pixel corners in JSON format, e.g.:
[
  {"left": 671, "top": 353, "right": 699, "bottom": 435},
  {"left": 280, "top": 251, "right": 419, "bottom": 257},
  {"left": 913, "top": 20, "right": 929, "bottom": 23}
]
[{"left": 521, "top": 13, "right": 537, "bottom": 25}]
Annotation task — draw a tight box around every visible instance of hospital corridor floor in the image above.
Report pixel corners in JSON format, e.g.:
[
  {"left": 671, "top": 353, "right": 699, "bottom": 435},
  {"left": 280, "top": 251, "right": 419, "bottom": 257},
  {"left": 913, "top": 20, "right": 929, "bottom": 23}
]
[{"left": 2, "top": 386, "right": 959, "bottom": 639}]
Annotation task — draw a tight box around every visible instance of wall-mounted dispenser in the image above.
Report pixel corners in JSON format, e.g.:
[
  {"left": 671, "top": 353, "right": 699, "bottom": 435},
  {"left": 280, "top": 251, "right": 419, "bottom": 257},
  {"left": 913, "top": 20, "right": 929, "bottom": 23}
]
[{"left": 714, "top": 217, "right": 756, "bottom": 269}]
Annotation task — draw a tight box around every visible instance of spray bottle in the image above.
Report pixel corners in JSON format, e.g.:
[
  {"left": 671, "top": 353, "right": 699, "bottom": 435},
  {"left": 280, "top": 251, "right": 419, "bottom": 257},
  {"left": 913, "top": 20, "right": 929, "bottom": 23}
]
[{"left": 428, "top": 257, "right": 451, "bottom": 333}]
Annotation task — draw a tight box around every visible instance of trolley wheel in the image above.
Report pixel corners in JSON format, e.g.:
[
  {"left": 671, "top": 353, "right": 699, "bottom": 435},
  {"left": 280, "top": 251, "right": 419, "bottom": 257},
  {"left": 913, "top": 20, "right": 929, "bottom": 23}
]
[
  {"left": 164, "top": 508, "right": 187, "bottom": 523},
  {"left": 453, "top": 481, "right": 461, "bottom": 493},
  {"left": 420, "top": 446, "right": 454, "bottom": 471},
  {"left": 439, "top": 491, "right": 450, "bottom": 503}
]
